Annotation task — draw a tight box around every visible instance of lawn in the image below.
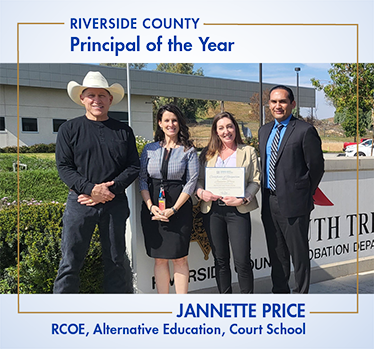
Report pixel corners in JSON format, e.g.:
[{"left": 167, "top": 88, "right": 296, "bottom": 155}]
[{"left": 0, "top": 153, "right": 68, "bottom": 204}]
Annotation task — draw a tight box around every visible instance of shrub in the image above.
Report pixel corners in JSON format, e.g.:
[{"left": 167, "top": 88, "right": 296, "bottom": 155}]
[
  {"left": 0, "top": 140, "right": 140, "bottom": 293},
  {"left": 28, "top": 143, "right": 56, "bottom": 153},
  {"left": 246, "top": 136, "right": 259, "bottom": 155},
  {"left": 0, "top": 202, "right": 134, "bottom": 293},
  {"left": 0, "top": 203, "right": 104, "bottom": 293},
  {"left": 0, "top": 146, "right": 17, "bottom": 153},
  {"left": 0, "top": 143, "right": 56, "bottom": 153},
  {"left": 135, "top": 136, "right": 151, "bottom": 155},
  {"left": 1, "top": 138, "right": 146, "bottom": 155}
]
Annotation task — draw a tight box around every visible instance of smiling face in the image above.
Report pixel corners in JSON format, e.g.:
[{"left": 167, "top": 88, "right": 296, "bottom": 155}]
[
  {"left": 80, "top": 88, "right": 113, "bottom": 121},
  {"left": 269, "top": 88, "right": 296, "bottom": 122},
  {"left": 216, "top": 117, "right": 236, "bottom": 147},
  {"left": 158, "top": 111, "right": 180, "bottom": 140}
]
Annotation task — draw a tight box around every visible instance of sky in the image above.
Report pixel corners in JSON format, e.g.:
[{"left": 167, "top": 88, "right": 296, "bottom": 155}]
[{"left": 145, "top": 63, "right": 335, "bottom": 120}]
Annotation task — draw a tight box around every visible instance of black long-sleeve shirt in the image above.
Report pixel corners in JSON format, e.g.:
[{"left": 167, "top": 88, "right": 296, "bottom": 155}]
[{"left": 56, "top": 116, "right": 140, "bottom": 195}]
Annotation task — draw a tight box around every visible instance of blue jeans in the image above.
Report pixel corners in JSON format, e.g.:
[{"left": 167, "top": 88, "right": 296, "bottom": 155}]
[{"left": 53, "top": 191, "right": 130, "bottom": 293}]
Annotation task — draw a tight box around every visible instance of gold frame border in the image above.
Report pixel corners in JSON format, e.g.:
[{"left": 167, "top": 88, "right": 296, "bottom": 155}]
[{"left": 16, "top": 22, "right": 360, "bottom": 315}]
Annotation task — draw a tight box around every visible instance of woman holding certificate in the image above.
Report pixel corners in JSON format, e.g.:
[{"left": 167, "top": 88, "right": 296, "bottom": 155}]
[
  {"left": 139, "top": 104, "right": 199, "bottom": 294},
  {"left": 197, "top": 112, "right": 260, "bottom": 293}
]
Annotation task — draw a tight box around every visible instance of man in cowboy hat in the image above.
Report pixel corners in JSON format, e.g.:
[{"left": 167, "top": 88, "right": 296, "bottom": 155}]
[{"left": 53, "top": 71, "right": 140, "bottom": 293}]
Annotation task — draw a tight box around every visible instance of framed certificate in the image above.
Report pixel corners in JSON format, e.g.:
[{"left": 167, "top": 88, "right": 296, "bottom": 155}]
[{"left": 205, "top": 167, "right": 245, "bottom": 197}]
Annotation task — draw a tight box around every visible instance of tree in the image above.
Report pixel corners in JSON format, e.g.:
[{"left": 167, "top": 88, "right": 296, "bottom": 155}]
[
  {"left": 100, "top": 63, "right": 147, "bottom": 69},
  {"left": 311, "top": 63, "right": 374, "bottom": 139},
  {"left": 250, "top": 89, "right": 307, "bottom": 125},
  {"left": 153, "top": 63, "right": 217, "bottom": 121},
  {"left": 334, "top": 108, "right": 372, "bottom": 137},
  {"left": 334, "top": 108, "right": 347, "bottom": 124},
  {"left": 156, "top": 63, "right": 203, "bottom": 76},
  {"left": 249, "top": 89, "right": 273, "bottom": 123}
]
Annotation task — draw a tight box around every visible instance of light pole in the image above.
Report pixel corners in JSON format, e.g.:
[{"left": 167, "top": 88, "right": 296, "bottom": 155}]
[
  {"left": 259, "top": 63, "right": 263, "bottom": 127},
  {"left": 295, "top": 67, "right": 301, "bottom": 118}
]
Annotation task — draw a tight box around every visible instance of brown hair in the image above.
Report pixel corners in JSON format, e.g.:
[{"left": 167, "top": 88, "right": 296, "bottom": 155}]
[
  {"left": 154, "top": 104, "right": 194, "bottom": 150},
  {"left": 200, "top": 111, "right": 244, "bottom": 163}
]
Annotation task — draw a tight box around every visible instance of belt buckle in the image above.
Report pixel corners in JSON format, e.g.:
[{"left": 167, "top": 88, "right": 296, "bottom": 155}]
[{"left": 217, "top": 199, "right": 226, "bottom": 206}]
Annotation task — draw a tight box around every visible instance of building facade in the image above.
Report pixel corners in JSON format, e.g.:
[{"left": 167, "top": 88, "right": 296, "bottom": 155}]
[{"left": 0, "top": 63, "right": 315, "bottom": 147}]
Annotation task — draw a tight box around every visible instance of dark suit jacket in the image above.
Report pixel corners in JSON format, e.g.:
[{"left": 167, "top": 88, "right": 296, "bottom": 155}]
[{"left": 258, "top": 116, "right": 324, "bottom": 218}]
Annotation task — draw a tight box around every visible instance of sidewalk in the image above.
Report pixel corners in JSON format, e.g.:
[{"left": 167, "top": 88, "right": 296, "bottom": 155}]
[
  {"left": 309, "top": 270, "right": 374, "bottom": 294},
  {"left": 190, "top": 270, "right": 374, "bottom": 294}
]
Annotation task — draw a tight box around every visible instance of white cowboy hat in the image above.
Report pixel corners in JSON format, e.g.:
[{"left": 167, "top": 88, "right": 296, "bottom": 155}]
[{"left": 67, "top": 71, "right": 125, "bottom": 106}]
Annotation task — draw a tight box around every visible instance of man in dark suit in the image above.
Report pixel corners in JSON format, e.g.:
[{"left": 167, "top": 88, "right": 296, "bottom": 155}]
[{"left": 258, "top": 85, "right": 324, "bottom": 293}]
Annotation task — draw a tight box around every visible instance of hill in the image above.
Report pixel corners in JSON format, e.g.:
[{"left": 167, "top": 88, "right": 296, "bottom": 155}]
[{"left": 188, "top": 102, "right": 372, "bottom": 152}]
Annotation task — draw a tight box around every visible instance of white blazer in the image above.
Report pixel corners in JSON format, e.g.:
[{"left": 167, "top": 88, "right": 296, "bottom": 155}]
[{"left": 197, "top": 144, "right": 260, "bottom": 214}]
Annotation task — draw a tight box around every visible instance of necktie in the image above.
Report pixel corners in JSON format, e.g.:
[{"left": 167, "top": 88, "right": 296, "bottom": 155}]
[{"left": 268, "top": 124, "right": 284, "bottom": 191}]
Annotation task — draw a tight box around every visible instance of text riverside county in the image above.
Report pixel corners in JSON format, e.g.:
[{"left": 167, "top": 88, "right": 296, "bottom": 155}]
[{"left": 70, "top": 17, "right": 200, "bottom": 30}]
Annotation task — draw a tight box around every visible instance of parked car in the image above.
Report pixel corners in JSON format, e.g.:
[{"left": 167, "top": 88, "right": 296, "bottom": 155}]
[
  {"left": 343, "top": 138, "right": 369, "bottom": 151},
  {"left": 345, "top": 139, "right": 373, "bottom": 157}
]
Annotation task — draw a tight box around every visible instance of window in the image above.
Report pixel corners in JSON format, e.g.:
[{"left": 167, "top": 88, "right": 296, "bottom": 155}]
[
  {"left": 22, "top": 118, "right": 38, "bottom": 132},
  {"left": 0, "top": 117, "right": 5, "bottom": 131},
  {"left": 108, "top": 111, "right": 128, "bottom": 124},
  {"left": 53, "top": 119, "right": 67, "bottom": 133}
]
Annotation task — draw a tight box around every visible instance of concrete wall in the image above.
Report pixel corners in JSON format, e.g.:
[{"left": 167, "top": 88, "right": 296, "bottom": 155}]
[{"left": 131, "top": 157, "right": 374, "bottom": 293}]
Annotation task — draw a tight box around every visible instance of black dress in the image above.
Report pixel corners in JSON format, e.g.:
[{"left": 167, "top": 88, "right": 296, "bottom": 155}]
[{"left": 141, "top": 149, "right": 193, "bottom": 259}]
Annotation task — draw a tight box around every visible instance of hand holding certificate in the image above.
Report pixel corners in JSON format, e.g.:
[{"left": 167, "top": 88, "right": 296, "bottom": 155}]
[{"left": 205, "top": 167, "right": 245, "bottom": 198}]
